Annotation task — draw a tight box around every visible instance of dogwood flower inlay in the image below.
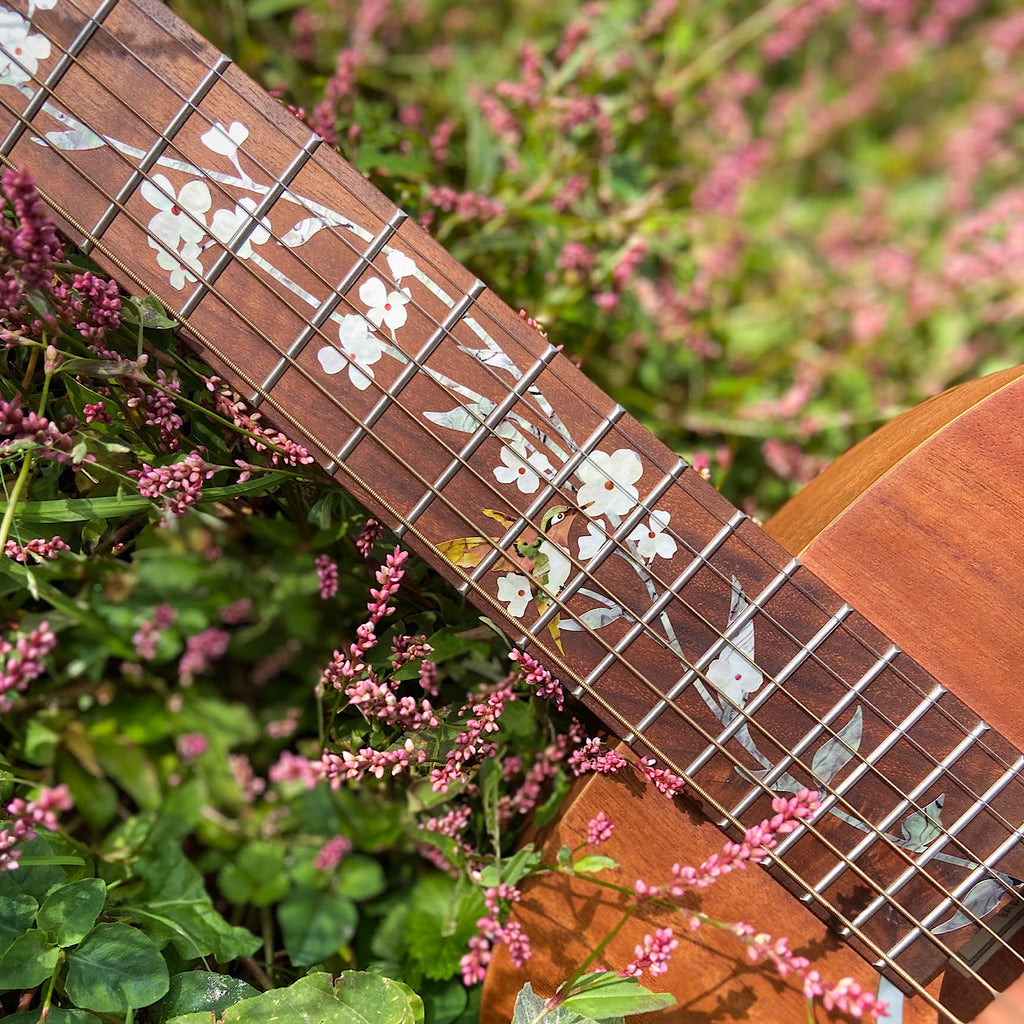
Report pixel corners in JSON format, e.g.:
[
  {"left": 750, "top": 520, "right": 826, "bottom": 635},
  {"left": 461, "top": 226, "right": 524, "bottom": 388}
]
[
  {"left": 316, "top": 314, "right": 383, "bottom": 390},
  {"left": 494, "top": 443, "right": 554, "bottom": 494},
  {"left": 200, "top": 121, "right": 248, "bottom": 159},
  {"left": 0, "top": 11, "right": 50, "bottom": 84},
  {"left": 142, "top": 174, "right": 211, "bottom": 246},
  {"left": 576, "top": 448, "right": 643, "bottom": 517},
  {"left": 209, "top": 198, "right": 271, "bottom": 259},
  {"left": 149, "top": 238, "right": 203, "bottom": 291},
  {"left": 497, "top": 573, "right": 533, "bottom": 618},
  {"left": 359, "top": 277, "right": 410, "bottom": 332},
  {"left": 628, "top": 510, "right": 677, "bottom": 562},
  {"left": 577, "top": 520, "right": 607, "bottom": 561}
]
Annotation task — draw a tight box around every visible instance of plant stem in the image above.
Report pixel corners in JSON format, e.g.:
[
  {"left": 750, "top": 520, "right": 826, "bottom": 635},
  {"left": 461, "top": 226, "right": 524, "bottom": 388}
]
[{"left": 557, "top": 904, "right": 637, "bottom": 996}]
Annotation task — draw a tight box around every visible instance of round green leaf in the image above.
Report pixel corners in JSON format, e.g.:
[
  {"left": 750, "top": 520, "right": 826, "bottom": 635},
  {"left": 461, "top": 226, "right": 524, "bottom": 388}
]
[
  {"left": 0, "top": 928, "right": 60, "bottom": 990},
  {"left": 65, "top": 922, "right": 170, "bottom": 1011},
  {"left": 151, "top": 971, "right": 260, "bottom": 1023},
  {"left": 0, "top": 893, "right": 38, "bottom": 959},
  {"left": 2, "top": 1010, "right": 102, "bottom": 1024},
  {"left": 335, "top": 854, "right": 387, "bottom": 901},
  {"left": 277, "top": 886, "right": 358, "bottom": 966},
  {"left": 561, "top": 975, "right": 676, "bottom": 1017},
  {"left": 37, "top": 878, "right": 107, "bottom": 947},
  {"left": 217, "top": 840, "right": 290, "bottom": 907}
]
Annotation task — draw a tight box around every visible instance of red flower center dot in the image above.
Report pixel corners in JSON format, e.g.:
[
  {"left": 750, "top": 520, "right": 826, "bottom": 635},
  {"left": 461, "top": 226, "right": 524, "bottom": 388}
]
[
  {"left": 648, "top": 531, "right": 656, "bottom": 539},
  {"left": 171, "top": 204, "right": 181, "bottom": 216},
  {"left": 384, "top": 303, "right": 391, "bottom": 310},
  {"left": 604, "top": 480, "right": 614, "bottom": 490},
  {"left": 734, "top": 673, "right": 742, "bottom": 681},
  {"left": 517, "top": 589, "right": 526, "bottom": 598},
  {"left": 518, "top": 467, "right": 526, "bottom": 475}
]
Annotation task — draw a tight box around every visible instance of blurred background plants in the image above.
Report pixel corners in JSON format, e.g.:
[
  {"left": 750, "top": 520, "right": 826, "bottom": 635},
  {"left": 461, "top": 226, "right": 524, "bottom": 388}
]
[{"left": 3, "top": 0, "right": 1024, "bottom": 1021}]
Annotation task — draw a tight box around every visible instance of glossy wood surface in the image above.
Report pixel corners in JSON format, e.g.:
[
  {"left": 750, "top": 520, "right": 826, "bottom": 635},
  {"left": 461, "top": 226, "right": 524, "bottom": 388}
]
[{"left": 483, "top": 368, "right": 1024, "bottom": 1023}]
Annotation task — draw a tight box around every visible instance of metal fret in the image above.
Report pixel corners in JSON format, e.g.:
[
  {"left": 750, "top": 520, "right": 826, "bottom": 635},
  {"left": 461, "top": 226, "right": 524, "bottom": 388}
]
[
  {"left": 396, "top": 342, "right": 561, "bottom": 537},
  {"left": 459, "top": 405, "right": 626, "bottom": 599},
  {"left": 253, "top": 207, "right": 407, "bottom": 408},
  {"left": 0, "top": 0, "right": 119, "bottom": 158},
  {"left": 884, "top": 755, "right": 1024, "bottom": 960},
  {"left": 684, "top": 602, "right": 855, "bottom": 779},
  {"left": 729, "top": 644, "right": 900, "bottom": 819},
  {"left": 779, "top": 681, "right": 946, "bottom": 866},
  {"left": 817, "top": 719, "right": 987, "bottom": 918},
  {"left": 616, "top": 507, "right": 746, "bottom": 726},
  {"left": 334, "top": 279, "right": 487, "bottom": 464},
  {"left": 86, "top": 54, "right": 232, "bottom": 253},
  {"left": 181, "top": 132, "right": 321, "bottom": 317}
]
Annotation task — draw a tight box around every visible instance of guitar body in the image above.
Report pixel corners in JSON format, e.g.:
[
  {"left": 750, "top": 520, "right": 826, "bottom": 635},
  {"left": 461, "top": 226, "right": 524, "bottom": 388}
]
[{"left": 482, "top": 363, "right": 1024, "bottom": 1023}]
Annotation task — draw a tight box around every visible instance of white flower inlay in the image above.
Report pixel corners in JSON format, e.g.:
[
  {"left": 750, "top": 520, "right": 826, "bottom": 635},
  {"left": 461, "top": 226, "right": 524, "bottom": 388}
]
[
  {"left": 628, "top": 510, "right": 677, "bottom": 562},
  {"left": 27, "top": 0, "right": 57, "bottom": 16},
  {"left": 359, "top": 277, "right": 410, "bottom": 332},
  {"left": 386, "top": 250, "right": 416, "bottom": 281},
  {"left": 706, "top": 578, "right": 763, "bottom": 711},
  {"left": 317, "top": 314, "right": 383, "bottom": 390},
  {"left": 497, "top": 573, "right": 533, "bottom": 618},
  {"left": 149, "top": 239, "right": 203, "bottom": 291},
  {"left": 0, "top": 11, "right": 51, "bottom": 84},
  {"left": 201, "top": 121, "right": 248, "bottom": 159},
  {"left": 576, "top": 448, "right": 643, "bottom": 517},
  {"left": 209, "top": 197, "right": 271, "bottom": 259},
  {"left": 142, "top": 174, "right": 211, "bottom": 247},
  {"left": 494, "top": 443, "right": 554, "bottom": 494},
  {"left": 578, "top": 520, "right": 607, "bottom": 561}
]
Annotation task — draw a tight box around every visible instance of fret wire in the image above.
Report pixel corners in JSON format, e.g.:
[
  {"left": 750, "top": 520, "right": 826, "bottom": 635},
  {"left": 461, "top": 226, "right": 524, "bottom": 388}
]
[
  {"left": 180, "top": 131, "right": 322, "bottom": 319},
  {"left": 39, "top": 0, "right": 1024, "bottom": 828},
  {"left": 87, "top": 54, "right": 233, "bottom": 251},
  {"left": 8, "top": 8, "right": 1024, "bottom": 987},
  {"left": 34, "top": 0, "right": 1024, "bottom": 867},
  {"left": 684, "top": 602, "right": 854, "bottom": 779},
  {"left": 334, "top": 278, "right": 487, "bottom": 466},
  {"left": 395, "top": 338, "right": 561, "bottom": 536},
  {"left": 8, "top": 157, "right": 1007, "bottom": 1013},
  {"left": 0, "top": 0, "right": 117, "bottom": 158},
  {"left": 729, "top": 644, "right": 900, "bottom": 819},
  {"left": 888, "top": 798, "right": 1024, "bottom": 960},
  {"left": 820, "top": 720, "right": 989, "bottom": 902},
  {"left": 466, "top": 405, "right": 627, "bottom": 593}
]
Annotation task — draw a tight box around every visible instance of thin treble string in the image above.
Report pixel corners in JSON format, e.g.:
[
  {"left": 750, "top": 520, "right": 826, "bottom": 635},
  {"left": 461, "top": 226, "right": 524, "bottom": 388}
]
[
  {"left": 6, "top": 24, "right": 1015, "bottom": 974},
  {"left": 6, "top": 19, "right": 1015, "bottom": 991}
]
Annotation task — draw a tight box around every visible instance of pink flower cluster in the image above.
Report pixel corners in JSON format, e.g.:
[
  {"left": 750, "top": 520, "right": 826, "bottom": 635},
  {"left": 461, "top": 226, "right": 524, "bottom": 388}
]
[
  {"left": 130, "top": 449, "right": 214, "bottom": 519},
  {"left": 586, "top": 810, "right": 614, "bottom": 845},
  {"left": 430, "top": 681, "right": 516, "bottom": 793},
  {"left": 509, "top": 648, "right": 564, "bottom": 710},
  {"left": 314, "top": 834, "right": 352, "bottom": 871},
  {"left": 568, "top": 736, "right": 628, "bottom": 776},
  {"left": 460, "top": 883, "right": 532, "bottom": 987},
  {"left": 203, "top": 374, "right": 314, "bottom": 470},
  {"left": 638, "top": 756, "right": 686, "bottom": 800},
  {"left": 622, "top": 927, "right": 678, "bottom": 978},
  {"left": 178, "top": 626, "right": 230, "bottom": 685},
  {"left": 426, "top": 186, "right": 506, "bottom": 222},
  {"left": 0, "top": 396, "right": 83, "bottom": 467},
  {"left": 0, "top": 620, "right": 55, "bottom": 711},
  {"left": 4, "top": 535, "right": 69, "bottom": 562},
  {"left": 321, "top": 741, "right": 427, "bottom": 784},
  {"left": 132, "top": 603, "right": 177, "bottom": 661},
  {"left": 126, "top": 369, "right": 184, "bottom": 451},
  {"left": 1, "top": 784, "right": 73, "bottom": 872},
  {"left": 499, "top": 733, "right": 572, "bottom": 823},
  {"left": 269, "top": 750, "right": 324, "bottom": 789},
  {"left": 66, "top": 270, "right": 121, "bottom": 342},
  {"left": 355, "top": 517, "right": 384, "bottom": 557},
  {"left": 315, "top": 554, "right": 339, "bottom": 600}
]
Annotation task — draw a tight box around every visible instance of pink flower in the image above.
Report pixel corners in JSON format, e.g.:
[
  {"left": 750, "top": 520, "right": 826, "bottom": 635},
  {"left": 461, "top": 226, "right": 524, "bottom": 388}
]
[
  {"left": 0, "top": 620, "right": 55, "bottom": 711},
  {"left": 314, "top": 834, "right": 352, "bottom": 871},
  {"left": 315, "top": 554, "right": 339, "bottom": 600},
  {"left": 586, "top": 811, "right": 614, "bottom": 845},
  {"left": 622, "top": 927, "right": 678, "bottom": 978},
  {"left": 178, "top": 626, "right": 229, "bottom": 684},
  {"left": 130, "top": 449, "right": 214, "bottom": 519},
  {"left": 176, "top": 733, "right": 208, "bottom": 764}
]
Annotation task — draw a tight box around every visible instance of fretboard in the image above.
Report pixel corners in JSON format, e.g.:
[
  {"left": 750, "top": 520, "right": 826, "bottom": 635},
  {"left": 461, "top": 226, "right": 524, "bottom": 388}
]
[{"left": 2, "top": 0, "right": 1023, "bottom": 996}]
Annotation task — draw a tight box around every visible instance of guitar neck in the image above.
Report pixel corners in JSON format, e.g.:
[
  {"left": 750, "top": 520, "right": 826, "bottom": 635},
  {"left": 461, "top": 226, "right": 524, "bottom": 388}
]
[{"left": 3, "top": 0, "right": 1023, "bottom": 995}]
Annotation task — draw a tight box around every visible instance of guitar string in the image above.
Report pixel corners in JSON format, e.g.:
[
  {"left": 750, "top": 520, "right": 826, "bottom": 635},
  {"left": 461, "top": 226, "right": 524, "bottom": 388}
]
[
  {"left": 41, "top": 0, "right": 1024, "bottom": 864},
  {"left": 8, "top": 8, "right": 1024, "bottom": 999},
  {"left": 4, "top": 9, "right": 1019, "bottom": 983}
]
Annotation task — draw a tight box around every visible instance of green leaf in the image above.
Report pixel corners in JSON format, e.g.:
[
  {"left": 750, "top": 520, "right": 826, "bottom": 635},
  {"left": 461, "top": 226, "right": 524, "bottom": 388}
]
[
  {"left": 0, "top": 833, "right": 71, "bottom": 903},
  {"left": 0, "top": 893, "right": 37, "bottom": 959},
  {"left": 37, "top": 878, "right": 107, "bottom": 946},
  {"left": 0, "top": 928, "right": 60, "bottom": 990},
  {"left": 561, "top": 975, "right": 676, "bottom": 1017},
  {"left": 124, "top": 837, "right": 260, "bottom": 962},
  {"left": 1, "top": 1010, "right": 102, "bottom": 1024},
  {"left": 510, "top": 983, "right": 602, "bottom": 1024},
  {"left": 65, "top": 922, "right": 169, "bottom": 1011},
  {"left": 277, "top": 886, "right": 358, "bottom": 966},
  {"left": 336, "top": 854, "right": 387, "bottom": 901},
  {"left": 217, "top": 839, "right": 290, "bottom": 908},
  {"left": 151, "top": 971, "right": 260, "bottom": 1023},
  {"left": 572, "top": 855, "right": 619, "bottom": 875},
  {"left": 402, "top": 875, "right": 486, "bottom": 981},
  {"left": 165, "top": 971, "right": 422, "bottom": 1024}
]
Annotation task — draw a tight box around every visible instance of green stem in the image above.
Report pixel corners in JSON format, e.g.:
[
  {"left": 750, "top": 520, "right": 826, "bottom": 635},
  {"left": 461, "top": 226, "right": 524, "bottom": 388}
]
[
  {"left": 0, "top": 451, "right": 34, "bottom": 552},
  {"left": 261, "top": 905, "right": 276, "bottom": 986},
  {"left": 19, "top": 345, "right": 40, "bottom": 391},
  {"left": 36, "top": 952, "right": 62, "bottom": 1024},
  {"left": 557, "top": 904, "right": 638, "bottom": 997}
]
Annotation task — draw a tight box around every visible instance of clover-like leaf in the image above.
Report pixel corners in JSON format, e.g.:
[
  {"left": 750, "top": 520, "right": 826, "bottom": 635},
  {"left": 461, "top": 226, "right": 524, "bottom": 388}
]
[
  {"left": 37, "top": 877, "right": 107, "bottom": 947},
  {"left": 277, "top": 887, "right": 358, "bottom": 966},
  {"left": 0, "top": 928, "right": 60, "bottom": 990},
  {"left": 65, "top": 923, "right": 169, "bottom": 1011}
]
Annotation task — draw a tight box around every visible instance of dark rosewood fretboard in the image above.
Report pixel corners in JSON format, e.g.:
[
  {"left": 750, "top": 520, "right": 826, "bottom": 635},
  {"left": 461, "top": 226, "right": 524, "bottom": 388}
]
[{"left": 2, "top": 0, "right": 1023, "bottom": 997}]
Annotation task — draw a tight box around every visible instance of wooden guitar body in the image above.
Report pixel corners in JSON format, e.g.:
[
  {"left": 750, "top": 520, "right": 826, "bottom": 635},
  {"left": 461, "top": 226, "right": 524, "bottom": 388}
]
[{"left": 482, "top": 363, "right": 1024, "bottom": 1023}]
